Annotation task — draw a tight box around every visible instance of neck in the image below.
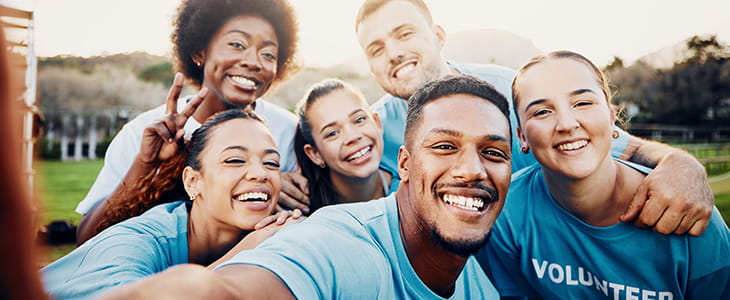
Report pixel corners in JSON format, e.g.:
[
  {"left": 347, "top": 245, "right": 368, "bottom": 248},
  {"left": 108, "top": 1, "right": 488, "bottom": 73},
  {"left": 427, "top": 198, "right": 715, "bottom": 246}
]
[
  {"left": 543, "top": 158, "right": 642, "bottom": 227},
  {"left": 395, "top": 187, "right": 466, "bottom": 298},
  {"left": 187, "top": 203, "right": 249, "bottom": 265},
  {"left": 329, "top": 169, "right": 389, "bottom": 204},
  {"left": 191, "top": 87, "right": 255, "bottom": 124}
]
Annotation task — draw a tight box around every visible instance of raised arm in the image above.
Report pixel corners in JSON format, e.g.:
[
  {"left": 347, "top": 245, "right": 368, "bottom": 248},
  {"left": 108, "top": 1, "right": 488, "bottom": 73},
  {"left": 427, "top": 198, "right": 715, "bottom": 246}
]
[
  {"left": 76, "top": 74, "right": 206, "bottom": 244},
  {"left": 618, "top": 135, "right": 713, "bottom": 236}
]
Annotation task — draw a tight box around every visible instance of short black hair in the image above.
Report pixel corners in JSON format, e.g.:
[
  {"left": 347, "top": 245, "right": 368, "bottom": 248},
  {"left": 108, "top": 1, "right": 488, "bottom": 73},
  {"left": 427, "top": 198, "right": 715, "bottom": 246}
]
[
  {"left": 172, "top": 0, "right": 299, "bottom": 88},
  {"left": 404, "top": 75, "right": 511, "bottom": 148}
]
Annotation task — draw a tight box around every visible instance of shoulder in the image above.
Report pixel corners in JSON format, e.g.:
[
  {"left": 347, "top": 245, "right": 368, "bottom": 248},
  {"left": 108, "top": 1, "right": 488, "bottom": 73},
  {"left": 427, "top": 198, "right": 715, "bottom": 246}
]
[
  {"left": 112, "top": 201, "right": 189, "bottom": 239},
  {"left": 254, "top": 99, "right": 297, "bottom": 125},
  {"left": 371, "top": 94, "right": 406, "bottom": 116},
  {"left": 451, "top": 61, "right": 516, "bottom": 82}
]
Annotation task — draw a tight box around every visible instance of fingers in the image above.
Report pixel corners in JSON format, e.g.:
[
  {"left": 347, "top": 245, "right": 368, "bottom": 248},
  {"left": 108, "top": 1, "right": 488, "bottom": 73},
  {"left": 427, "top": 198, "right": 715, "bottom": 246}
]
[
  {"left": 280, "top": 172, "right": 310, "bottom": 206},
  {"left": 278, "top": 192, "right": 310, "bottom": 215},
  {"left": 651, "top": 206, "right": 683, "bottom": 234},
  {"left": 687, "top": 218, "right": 710, "bottom": 237},
  {"left": 180, "top": 87, "right": 207, "bottom": 119},
  {"left": 619, "top": 182, "right": 649, "bottom": 223},
  {"left": 165, "top": 73, "right": 185, "bottom": 115},
  {"left": 254, "top": 214, "right": 278, "bottom": 230},
  {"left": 633, "top": 197, "right": 668, "bottom": 229}
]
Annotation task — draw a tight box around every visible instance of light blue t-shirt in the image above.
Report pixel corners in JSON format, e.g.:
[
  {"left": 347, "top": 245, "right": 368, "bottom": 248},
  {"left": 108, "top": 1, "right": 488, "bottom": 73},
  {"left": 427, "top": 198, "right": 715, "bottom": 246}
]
[
  {"left": 42, "top": 201, "right": 190, "bottom": 300},
  {"left": 478, "top": 162, "right": 730, "bottom": 299},
  {"left": 371, "top": 62, "right": 629, "bottom": 180},
  {"left": 217, "top": 194, "right": 499, "bottom": 299}
]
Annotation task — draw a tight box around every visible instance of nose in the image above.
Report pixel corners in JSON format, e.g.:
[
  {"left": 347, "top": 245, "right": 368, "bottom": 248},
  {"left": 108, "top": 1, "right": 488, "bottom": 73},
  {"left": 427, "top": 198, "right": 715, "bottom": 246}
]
[
  {"left": 239, "top": 48, "right": 262, "bottom": 71},
  {"left": 244, "top": 160, "right": 269, "bottom": 183},
  {"left": 451, "top": 147, "right": 487, "bottom": 183},
  {"left": 555, "top": 109, "right": 580, "bottom": 134},
  {"left": 385, "top": 40, "right": 406, "bottom": 65},
  {"left": 343, "top": 125, "right": 363, "bottom": 146}
]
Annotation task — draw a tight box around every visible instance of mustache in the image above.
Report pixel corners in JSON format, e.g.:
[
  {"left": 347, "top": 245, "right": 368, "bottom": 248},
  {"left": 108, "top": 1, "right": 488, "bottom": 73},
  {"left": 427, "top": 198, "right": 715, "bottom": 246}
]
[{"left": 433, "top": 181, "right": 498, "bottom": 203}]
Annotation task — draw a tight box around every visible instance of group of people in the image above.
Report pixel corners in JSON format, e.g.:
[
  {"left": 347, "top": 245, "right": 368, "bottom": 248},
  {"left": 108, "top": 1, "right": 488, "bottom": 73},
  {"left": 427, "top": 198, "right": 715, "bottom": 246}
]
[{"left": 33, "top": 0, "right": 729, "bottom": 299}]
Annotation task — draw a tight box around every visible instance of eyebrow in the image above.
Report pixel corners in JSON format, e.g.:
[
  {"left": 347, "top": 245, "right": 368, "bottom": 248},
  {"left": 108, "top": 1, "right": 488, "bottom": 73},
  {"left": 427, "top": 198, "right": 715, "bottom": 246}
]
[
  {"left": 223, "top": 145, "right": 280, "bottom": 156},
  {"left": 427, "top": 128, "right": 508, "bottom": 142},
  {"left": 523, "top": 88, "right": 599, "bottom": 113},
  {"left": 318, "top": 109, "right": 366, "bottom": 134},
  {"left": 366, "top": 24, "right": 409, "bottom": 50},
  {"left": 226, "top": 29, "right": 278, "bottom": 47}
]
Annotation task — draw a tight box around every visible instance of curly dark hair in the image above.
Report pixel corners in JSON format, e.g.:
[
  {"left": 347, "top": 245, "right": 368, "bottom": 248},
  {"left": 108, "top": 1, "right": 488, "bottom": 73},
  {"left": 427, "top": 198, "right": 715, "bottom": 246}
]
[{"left": 172, "top": 0, "right": 300, "bottom": 88}]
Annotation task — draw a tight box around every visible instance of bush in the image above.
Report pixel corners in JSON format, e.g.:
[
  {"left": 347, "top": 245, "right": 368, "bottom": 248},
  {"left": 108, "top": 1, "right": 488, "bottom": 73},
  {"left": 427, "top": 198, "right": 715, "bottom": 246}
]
[{"left": 38, "top": 137, "right": 61, "bottom": 160}]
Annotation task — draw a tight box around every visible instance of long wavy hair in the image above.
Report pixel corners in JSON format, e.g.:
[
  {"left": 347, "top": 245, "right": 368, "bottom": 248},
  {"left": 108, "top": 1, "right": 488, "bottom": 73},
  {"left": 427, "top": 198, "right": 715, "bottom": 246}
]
[{"left": 96, "top": 109, "right": 264, "bottom": 233}]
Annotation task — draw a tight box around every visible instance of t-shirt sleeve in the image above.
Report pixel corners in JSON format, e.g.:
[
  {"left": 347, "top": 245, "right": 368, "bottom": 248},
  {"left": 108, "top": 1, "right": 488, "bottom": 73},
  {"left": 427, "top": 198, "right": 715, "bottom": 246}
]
[
  {"left": 609, "top": 127, "right": 630, "bottom": 159},
  {"left": 75, "top": 121, "right": 141, "bottom": 214},
  {"left": 42, "top": 231, "right": 167, "bottom": 299},
  {"left": 215, "top": 216, "right": 385, "bottom": 299},
  {"left": 685, "top": 207, "right": 730, "bottom": 299}
]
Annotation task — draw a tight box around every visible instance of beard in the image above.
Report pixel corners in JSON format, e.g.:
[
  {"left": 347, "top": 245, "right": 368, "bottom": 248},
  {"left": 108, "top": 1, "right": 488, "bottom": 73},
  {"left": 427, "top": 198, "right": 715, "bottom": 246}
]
[
  {"left": 384, "top": 56, "right": 445, "bottom": 100},
  {"left": 430, "top": 225, "right": 491, "bottom": 258}
]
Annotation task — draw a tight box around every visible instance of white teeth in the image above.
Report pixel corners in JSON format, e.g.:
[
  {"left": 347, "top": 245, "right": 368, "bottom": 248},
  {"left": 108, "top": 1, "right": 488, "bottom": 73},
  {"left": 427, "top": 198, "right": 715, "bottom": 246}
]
[
  {"left": 346, "top": 146, "right": 371, "bottom": 161},
  {"left": 394, "top": 63, "right": 415, "bottom": 78},
  {"left": 557, "top": 140, "right": 588, "bottom": 151},
  {"left": 234, "top": 192, "right": 268, "bottom": 202},
  {"left": 230, "top": 75, "right": 256, "bottom": 87},
  {"left": 443, "top": 194, "right": 484, "bottom": 211}
]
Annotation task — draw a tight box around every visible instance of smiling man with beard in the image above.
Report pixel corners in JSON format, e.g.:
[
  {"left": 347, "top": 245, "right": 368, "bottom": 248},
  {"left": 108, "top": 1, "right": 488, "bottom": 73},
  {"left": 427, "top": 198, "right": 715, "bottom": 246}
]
[{"left": 100, "top": 75, "right": 511, "bottom": 300}]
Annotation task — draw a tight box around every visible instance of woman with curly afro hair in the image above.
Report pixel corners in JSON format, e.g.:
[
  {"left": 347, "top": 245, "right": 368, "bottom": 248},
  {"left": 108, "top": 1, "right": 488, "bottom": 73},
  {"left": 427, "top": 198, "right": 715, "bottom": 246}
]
[{"left": 75, "top": 0, "right": 302, "bottom": 244}]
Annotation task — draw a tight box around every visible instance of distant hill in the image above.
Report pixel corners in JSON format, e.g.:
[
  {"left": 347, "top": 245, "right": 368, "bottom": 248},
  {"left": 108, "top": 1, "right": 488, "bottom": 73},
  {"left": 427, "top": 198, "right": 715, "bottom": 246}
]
[
  {"left": 443, "top": 29, "right": 542, "bottom": 69},
  {"left": 40, "top": 51, "right": 170, "bottom": 74},
  {"left": 633, "top": 34, "right": 727, "bottom": 70}
]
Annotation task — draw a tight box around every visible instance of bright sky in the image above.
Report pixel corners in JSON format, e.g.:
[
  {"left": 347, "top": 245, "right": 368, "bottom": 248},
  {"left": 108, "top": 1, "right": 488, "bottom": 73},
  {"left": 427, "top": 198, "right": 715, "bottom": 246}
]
[{"left": 3, "top": 0, "right": 730, "bottom": 67}]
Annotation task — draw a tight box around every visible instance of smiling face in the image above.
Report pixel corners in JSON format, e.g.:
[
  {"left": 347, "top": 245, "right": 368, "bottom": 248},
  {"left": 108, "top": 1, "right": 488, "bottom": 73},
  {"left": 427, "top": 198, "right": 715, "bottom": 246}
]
[
  {"left": 399, "top": 94, "right": 511, "bottom": 256},
  {"left": 514, "top": 58, "right": 615, "bottom": 179},
  {"left": 195, "top": 15, "right": 278, "bottom": 108},
  {"left": 186, "top": 118, "right": 281, "bottom": 231},
  {"left": 356, "top": 1, "right": 447, "bottom": 100},
  {"left": 303, "top": 89, "right": 384, "bottom": 180}
]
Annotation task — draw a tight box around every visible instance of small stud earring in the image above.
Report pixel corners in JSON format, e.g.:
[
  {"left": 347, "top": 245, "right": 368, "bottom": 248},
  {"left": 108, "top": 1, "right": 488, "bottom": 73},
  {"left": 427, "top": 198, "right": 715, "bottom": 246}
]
[
  {"left": 612, "top": 130, "right": 620, "bottom": 139},
  {"left": 319, "top": 162, "right": 326, "bottom": 168},
  {"left": 189, "top": 194, "right": 197, "bottom": 201},
  {"left": 521, "top": 145, "right": 530, "bottom": 154}
]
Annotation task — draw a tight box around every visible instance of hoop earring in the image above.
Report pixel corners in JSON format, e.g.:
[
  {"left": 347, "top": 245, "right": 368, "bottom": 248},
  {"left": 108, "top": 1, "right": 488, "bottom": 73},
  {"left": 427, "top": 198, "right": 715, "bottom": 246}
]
[
  {"left": 521, "top": 145, "right": 530, "bottom": 154},
  {"left": 612, "top": 130, "right": 620, "bottom": 139},
  {"left": 319, "top": 162, "right": 326, "bottom": 168}
]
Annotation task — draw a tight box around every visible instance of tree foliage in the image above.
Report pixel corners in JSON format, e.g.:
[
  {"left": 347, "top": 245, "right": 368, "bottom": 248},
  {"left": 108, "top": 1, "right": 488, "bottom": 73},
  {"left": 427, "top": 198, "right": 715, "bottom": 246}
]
[{"left": 607, "top": 35, "right": 730, "bottom": 126}]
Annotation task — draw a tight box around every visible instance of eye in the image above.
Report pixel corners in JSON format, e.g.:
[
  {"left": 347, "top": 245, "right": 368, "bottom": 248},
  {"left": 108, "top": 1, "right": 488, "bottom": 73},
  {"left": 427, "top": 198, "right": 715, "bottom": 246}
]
[
  {"left": 432, "top": 143, "right": 456, "bottom": 151},
  {"left": 264, "top": 160, "right": 280, "bottom": 170},
  {"left": 398, "top": 30, "right": 414, "bottom": 40},
  {"left": 354, "top": 116, "right": 367, "bottom": 124},
  {"left": 325, "top": 129, "right": 339, "bottom": 139},
  {"left": 575, "top": 100, "right": 593, "bottom": 107},
  {"left": 533, "top": 109, "right": 550, "bottom": 117},
  {"left": 224, "top": 158, "right": 246, "bottom": 164},
  {"left": 262, "top": 52, "right": 277, "bottom": 60},
  {"left": 369, "top": 46, "right": 383, "bottom": 57},
  {"left": 228, "top": 41, "right": 245, "bottom": 50},
  {"left": 483, "top": 149, "right": 508, "bottom": 161}
]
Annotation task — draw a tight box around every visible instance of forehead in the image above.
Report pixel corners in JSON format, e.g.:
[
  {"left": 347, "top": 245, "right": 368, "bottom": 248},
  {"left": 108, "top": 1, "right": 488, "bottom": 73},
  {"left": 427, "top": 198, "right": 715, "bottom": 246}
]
[
  {"left": 515, "top": 58, "right": 603, "bottom": 105},
  {"left": 205, "top": 118, "right": 276, "bottom": 153},
  {"left": 308, "top": 90, "right": 368, "bottom": 127},
  {"left": 215, "top": 14, "right": 278, "bottom": 44},
  {"left": 416, "top": 94, "right": 510, "bottom": 142},
  {"left": 357, "top": 1, "right": 431, "bottom": 45}
]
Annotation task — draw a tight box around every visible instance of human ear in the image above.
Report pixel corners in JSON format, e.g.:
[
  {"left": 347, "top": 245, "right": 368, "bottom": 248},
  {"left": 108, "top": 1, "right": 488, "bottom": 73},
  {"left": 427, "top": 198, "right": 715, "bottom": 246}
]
[
  {"left": 434, "top": 24, "right": 446, "bottom": 49},
  {"left": 373, "top": 112, "right": 383, "bottom": 133},
  {"left": 517, "top": 127, "right": 529, "bottom": 153},
  {"left": 183, "top": 166, "right": 202, "bottom": 200},
  {"left": 303, "top": 144, "right": 325, "bottom": 167},
  {"left": 397, "top": 145, "right": 410, "bottom": 183},
  {"left": 192, "top": 49, "right": 206, "bottom": 67}
]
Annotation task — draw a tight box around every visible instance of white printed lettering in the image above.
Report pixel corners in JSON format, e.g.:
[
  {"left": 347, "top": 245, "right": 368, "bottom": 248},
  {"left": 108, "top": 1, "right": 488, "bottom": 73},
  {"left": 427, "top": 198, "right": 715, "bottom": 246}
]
[
  {"left": 578, "top": 267, "right": 593, "bottom": 286},
  {"left": 642, "top": 290, "right": 656, "bottom": 300},
  {"left": 609, "top": 282, "right": 625, "bottom": 300},
  {"left": 626, "top": 286, "right": 640, "bottom": 300},
  {"left": 658, "top": 292, "right": 673, "bottom": 300},
  {"left": 532, "top": 259, "right": 548, "bottom": 279},
  {"left": 565, "top": 265, "right": 579, "bottom": 285},
  {"left": 548, "top": 263, "right": 564, "bottom": 283}
]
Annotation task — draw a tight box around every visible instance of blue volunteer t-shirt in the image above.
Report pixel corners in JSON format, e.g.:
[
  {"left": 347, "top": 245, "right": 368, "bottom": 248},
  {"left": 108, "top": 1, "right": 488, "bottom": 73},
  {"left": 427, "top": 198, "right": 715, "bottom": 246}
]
[
  {"left": 217, "top": 194, "right": 499, "bottom": 299},
  {"left": 42, "top": 201, "right": 190, "bottom": 300},
  {"left": 371, "top": 62, "right": 629, "bottom": 181},
  {"left": 478, "top": 162, "right": 730, "bottom": 299}
]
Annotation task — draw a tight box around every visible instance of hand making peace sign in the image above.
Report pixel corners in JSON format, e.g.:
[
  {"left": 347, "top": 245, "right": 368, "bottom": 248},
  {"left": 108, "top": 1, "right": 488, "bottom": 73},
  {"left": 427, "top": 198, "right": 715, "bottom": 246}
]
[{"left": 138, "top": 73, "right": 208, "bottom": 164}]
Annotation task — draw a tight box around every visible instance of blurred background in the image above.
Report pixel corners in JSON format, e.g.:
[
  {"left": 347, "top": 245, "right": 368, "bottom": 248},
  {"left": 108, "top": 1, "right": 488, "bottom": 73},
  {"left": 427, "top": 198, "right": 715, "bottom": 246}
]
[{"left": 1, "top": 0, "right": 728, "bottom": 263}]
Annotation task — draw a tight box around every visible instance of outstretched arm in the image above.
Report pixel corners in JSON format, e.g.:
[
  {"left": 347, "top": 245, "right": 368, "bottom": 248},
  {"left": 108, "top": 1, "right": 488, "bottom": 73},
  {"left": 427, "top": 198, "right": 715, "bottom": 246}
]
[
  {"left": 98, "top": 264, "right": 295, "bottom": 300},
  {"left": 618, "top": 135, "right": 713, "bottom": 236}
]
